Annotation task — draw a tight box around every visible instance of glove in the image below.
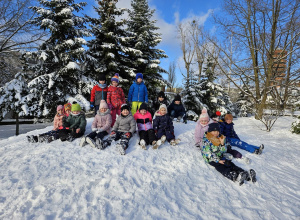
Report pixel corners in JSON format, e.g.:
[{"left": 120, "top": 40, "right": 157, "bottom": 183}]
[
  {"left": 90, "top": 102, "right": 94, "bottom": 108},
  {"left": 97, "top": 128, "right": 103, "bottom": 133},
  {"left": 92, "top": 128, "right": 97, "bottom": 132},
  {"left": 110, "top": 131, "right": 116, "bottom": 136},
  {"left": 125, "top": 132, "right": 131, "bottom": 138}
]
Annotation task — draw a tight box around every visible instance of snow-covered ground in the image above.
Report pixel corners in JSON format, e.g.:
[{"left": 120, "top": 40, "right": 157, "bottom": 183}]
[{"left": 0, "top": 117, "right": 299, "bottom": 219}]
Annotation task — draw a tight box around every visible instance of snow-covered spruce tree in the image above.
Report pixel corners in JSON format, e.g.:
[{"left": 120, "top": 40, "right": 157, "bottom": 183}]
[
  {"left": 27, "top": 0, "right": 91, "bottom": 117},
  {"left": 200, "top": 57, "right": 233, "bottom": 115},
  {"left": 291, "top": 116, "right": 300, "bottom": 134},
  {"left": 127, "top": 0, "right": 168, "bottom": 100},
  {"left": 85, "top": 0, "right": 139, "bottom": 92}
]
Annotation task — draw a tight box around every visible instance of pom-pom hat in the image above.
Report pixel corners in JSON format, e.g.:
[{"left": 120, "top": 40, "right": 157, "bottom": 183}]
[
  {"left": 111, "top": 73, "right": 119, "bottom": 83},
  {"left": 136, "top": 73, "right": 143, "bottom": 80},
  {"left": 99, "top": 100, "right": 108, "bottom": 109},
  {"left": 199, "top": 107, "right": 209, "bottom": 120},
  {"left": 57, "top": 105, "right": 64, "bottom": 112},
  {"left": 64, "top": 103, "right": 71, "bottom": 112}
]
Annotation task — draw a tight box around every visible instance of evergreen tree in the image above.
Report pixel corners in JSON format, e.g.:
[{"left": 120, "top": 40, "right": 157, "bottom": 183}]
[
  {"left": 85, "top": 0, "right": 139, "bottom": 92},
  {"left": 236, "top": 80, "right": 254, "bottom": 117},
  {"left": 291, "top": 116, "right": 300, "bottom": 134},
  {"left": 127, "top": 0, "right": 168, "bottom": 99},
  {"left": 26, "top": 0, "right": 90, "bottom": 117}
]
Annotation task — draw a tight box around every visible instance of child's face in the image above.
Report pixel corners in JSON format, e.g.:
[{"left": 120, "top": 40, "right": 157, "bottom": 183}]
[
  {"left": 158, "top": 97, "right": 164, "bottom": 102},
  {"left": 57, "top": 109, "right": 63, "bottom": 114},
  {"left": 211, "top": 131, "right": 219, "bottom": 137},
  {"left": 65, "top": 110, "right": 70, "bottom": 115},
  {"left": 122, "top": 109, "right": 129, "bottom": 116},
  {"left": 175, "top": 101, "right": 180, "bottom": 105},
  {"left": 140, "top": 109, "right": 147, "bottom": 115},
  {"left": 100, "top": 108, "right": 107, "bottom": 113},
  {"left": 72, "top": 111, "right": 80, "bottom": 115},
  {"left": 160, "top": 107, "right": 167, "bottom": 115},
  {"left": 137, "top": 78, "right": 143, "bottom": 83},
  {"left": 225, "top": 119, "right": 233, "bottom": 124},
  {"left": 112, "top": 81, "right": 118, "bottom": 87},
  {"left": 99, "top": 80, "right": 105, "bottom": 84},
  {"left": 200, "top": 119, "right": 209, "bottom": 126}
]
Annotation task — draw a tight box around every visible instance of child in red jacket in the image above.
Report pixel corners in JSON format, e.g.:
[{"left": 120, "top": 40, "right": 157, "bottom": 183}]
[
  {"left": 107, "top": 73, "right": 126, "bottom": 127},
  {"left": 90, "top": 74, "right": 108, "bottom": 115}
]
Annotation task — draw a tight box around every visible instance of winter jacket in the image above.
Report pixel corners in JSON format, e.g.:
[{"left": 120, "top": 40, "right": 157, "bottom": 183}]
[
  {"left": 168, "top": 101, "right": 186, "bottom": 115},
  {"left": 219, "top": 121, "right": 240, "bottom": 140},
  {"left": 90, "top": 84, "right": 108, "bottom": 106},
  {"left": 91, "top": 109, "right": 112, "bottom": 133},
  {"left": 107, "top": 85, "right": 125, "bottom": 109},
  {"left": 63, "top": 112, "right": 87, "bottom": 133},
  {"left": 202, "top": 133, "right": 228, "bottom": 163},
  {"left": 152, "top": 99, "right": 169, "bottom": 113},
  {"left": 128, "top": 81, "right": 148, "bottom": 103},
  {"left": 153, "top": 110, "right": 174, "bottom": 133},
  {"left": 112, "top": 113, "right": 136, "bottom": 134},
  {"left": 53, "top": 114, "right": 65, "bottom": 130},
  {"left": 134, "top": 111, "right": 153, "bottom": 131},
  {"left": 194, "top": 119, "right": 214, "bottom": 146}
]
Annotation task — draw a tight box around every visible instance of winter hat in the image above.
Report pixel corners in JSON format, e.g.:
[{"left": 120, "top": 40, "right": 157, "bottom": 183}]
[
  {"left": 158, "top": 91, "right": 166, "bottom": 99},
  {"left": 174, "top": 94, "right": 181, "bottom": 102},
  {"left": 159, "top": 104, "right": 168, "bottom": 113},
  {"left": 139, "top": 102, "right": 148, "bottom": 111},
  {"left": 111, "top": 73, "right": 119, "bottom": 83},
  {"left": 136, "top": 73, "right": 143, "bottom": 80},
  {"left": 121, "top": 103, "right": 130, "bottom": 112},
  {"left": 208, "top": 123, "right": 220, "bottom": 132},
  {"left": 199, "top": 107, "right": 209, "bottom": 121},
  {"left": 57, "top": 105, "right": 64, "bottom": 112},
  {"left": 99, "top": 100, "right": 108, "bottom": 109},
  {"left": 97, "top": 74, "right": 106, "bottom": 82},
  {"left": 211, "top": 111, "right": 221, "bottom": 120},
  {"left": 64, "top": 103, "right": 71, "bottom": 112},
  {"left": 71, "top": 102, "right": 81, "bottom": 112},
  {"left": 224, "top": 113, "right": 233, "bottom": 121}
]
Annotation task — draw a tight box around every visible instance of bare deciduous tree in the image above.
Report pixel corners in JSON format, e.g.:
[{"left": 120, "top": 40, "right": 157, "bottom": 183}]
[{"left": 168, "top": 61, "right": 177, "bottom": 90}]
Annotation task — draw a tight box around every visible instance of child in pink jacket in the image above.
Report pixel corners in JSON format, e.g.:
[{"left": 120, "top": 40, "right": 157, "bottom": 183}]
[
  {"left": 195, "top": 108, "right": 212, "bottom": 148},
  {"left": 80, "top": 100, "right": 112, "bottom": 149},
  {"left": 134, "top": 103, "right": 160, "bottom": 149}
]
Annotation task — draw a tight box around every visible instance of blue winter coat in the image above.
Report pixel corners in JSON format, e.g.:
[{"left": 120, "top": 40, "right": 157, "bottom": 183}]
[
  {"left": 153, "top": 111, "right": 174, "bottom": 133},
  {"left": 168, "top": 101, "right": 186, "bottom": 114},
  {"left": 219, "top": 121, "right": 239, "bottom": 140},
  {"left": 128, "top": 81, "right": 148, "bottom": 103}
]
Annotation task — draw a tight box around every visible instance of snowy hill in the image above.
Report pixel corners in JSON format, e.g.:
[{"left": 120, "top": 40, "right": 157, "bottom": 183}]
[{"left": 0, "top": 117, "right": 299, "bottom": 219}]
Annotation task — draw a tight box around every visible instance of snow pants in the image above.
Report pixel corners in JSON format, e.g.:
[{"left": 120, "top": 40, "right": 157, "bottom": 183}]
[
  {"left": 170, "top": 110, "right": 187, "bottom": 121},
  {"left": 227, "top": 145, "right": 242, "bottom": 159},
  {"left": 58, "top": 128, "right": 84, "bottom": 141},
  {"left": 228, "top": 138, "right": 259, "bottom": 153},
  {"left": 103, "top": 131, "right": 131, "bottom": 150},
  {"left": 139, "top": 129, "right": 157, "bottom": 145},
  {"left": 131, "top": 101, "right": 142, "bottom": 116},
  {"left": 209, "top": 160, "right": 245, "bottom": 181},
  {"left": 86, "top": 131, "right": 108, "bottom": 140},
  {"left": 111, "top": 108, "right": 121, "bottom": 127},
  {"left": 156, "top": 129, "right": 175, "bottom": 142},
  {"left": 40, "top": 130, "right": 60, "bottom": 140}
]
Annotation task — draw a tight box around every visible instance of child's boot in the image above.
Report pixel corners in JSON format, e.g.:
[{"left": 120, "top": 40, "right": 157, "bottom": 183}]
[
  {"left": 86, "top": 137, "right": 96, "bottom": 148},
  {"left": 79, "top": 136, "right": 87, "bottom": 147},
  {"left": 95, "top": 138, "right": 103, "bottom": 149},
  {"left": 236, "top": 171, "right": 249, "bottom": 186},
  {"left": 152, "top": 140, "right": 162, "bottom": 149},
  {"left": 248, "top": 169, "right": 256, "bottom": 183},
  {"left": 176, "top": 116, "right": 182, "bottom": 122},
  {"left": 160, "top": 135, "right": 166, "bottom": 144},
  {"left": 27, "top": 135, "right": 38, "bottom": 143},
  {"left": 139, "top": 139, "right": 147, "bottom": 150}
]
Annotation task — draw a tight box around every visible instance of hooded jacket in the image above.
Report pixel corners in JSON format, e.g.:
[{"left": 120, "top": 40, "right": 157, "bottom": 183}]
[
  {"left": 92, "top": 109, "right": 112, "bottom": 133},
  {"left": 153, "top": 110, "right": 174, "bottom": 133},
  {"left": 134, "top": 111, "right": 153, "bottom": 131},
  {"left": 128, "top": 81, "right": 148, "bottom": 103},
  {"left": 63, "top": 112, "right": 87, "bottom": 133},
  {"left": 112, "top": 113, "right": 136, "bottom": 134}
]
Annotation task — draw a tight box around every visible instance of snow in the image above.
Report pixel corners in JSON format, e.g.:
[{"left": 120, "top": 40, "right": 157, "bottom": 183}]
[
  {"left": 66, "top": 62, "right": 80, "bottom": 70},
  {"left": 0, "top": 117, "right": 299, "bottom": 219}
]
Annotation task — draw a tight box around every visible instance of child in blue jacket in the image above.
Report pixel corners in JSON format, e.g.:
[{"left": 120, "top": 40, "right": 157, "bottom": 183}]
[{"left": 128, "top": 73, "right": 148, "bottom": 116}]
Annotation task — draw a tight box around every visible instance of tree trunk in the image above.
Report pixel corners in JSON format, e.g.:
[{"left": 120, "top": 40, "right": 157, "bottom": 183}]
[{"left": 15, "top": 113, "right": 19, "bottom": 136}]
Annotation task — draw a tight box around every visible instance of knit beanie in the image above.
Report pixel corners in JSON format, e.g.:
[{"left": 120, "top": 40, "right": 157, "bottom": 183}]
[
  {"left": 111, "top": 73, "right": 119, "bottom": 83},
  {"left": 71, "top": 103, "right": 81, "bottom": 112},
  {"left": 136, "top": 73, "right": 143, "bottom": 80},
  {"left": 139, "top": 102, "right": 148, "bottom": 111},
  {"left": 199, "top": 107, "right": 209, "bottom": 120},
  {"left": 99, "top": 100, "right": 108, "bottom": 109},
  {"left": 64, "top": 103, "right": 71, "bottom": 112},
  {"left": 57, "top": 105, "right": 64, "bottom": 112},
  {"left": 158, "top": 91, "right": 165, "bottom": 99},
  {"left": 174, "top": 94, "right": 181, "bottom": 102},
  {"left": 208, "top": 123, "right": 220, "bottom": 132},
  {"left": 121, "top": 103, "right": 130, "bottom": 112},
  {"left": 159, "top": 104, "right": 168, "bottom": 113},
  {"left": 97, "top": 74, "right": 106, "bottom": 82},
  {"left": 224, "top": 114, "right": 233, "bottom": 121}
]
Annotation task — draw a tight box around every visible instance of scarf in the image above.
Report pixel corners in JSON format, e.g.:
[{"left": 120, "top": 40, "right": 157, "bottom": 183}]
[
  {"left": 206, "top": 132, "right": 224, "bottom": 146},
  {"left": 97, "top": 83, "right": 107, "bottom": 88}
]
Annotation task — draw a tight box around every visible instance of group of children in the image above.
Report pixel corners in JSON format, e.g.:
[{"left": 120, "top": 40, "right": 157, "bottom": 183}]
[{"left": 195, "top": 107, "right": 265, "bottom": 185}]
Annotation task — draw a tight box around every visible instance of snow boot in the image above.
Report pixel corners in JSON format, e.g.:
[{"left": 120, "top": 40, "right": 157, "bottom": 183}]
[
  {"left": 248, "top": 169, "right": 257, "bottom": 183},
  {"left": 86, "top": 137, "right": 96, "bottom": 148},
  {"left": 44, "top": 135, "right": 54, "bottom": 143},
  {"left": 152, "top": 140, "right": 162, "bottom": 149},
  {"left": 229, "top": 171, "right": 238, "bottom": 182},
  {"left": 176, "top": 116, "right": 182, "bottom": 122},
  {"left": 139, "top": 139, "right": 147, "bottom": 150},
  {"left": 95, "top": 138, "right": 103, "bottom": 150},
  {"left": 254, "top": 144, "right": 264, "bottom": 155},
  {"left": 27, "top": 135, "right": 38, "bottom": 143},
  {"left": 236, "top": 171, "right": 249, "bottom": 186},
  {"left": 79, "top": 136, "right": 87, "bottom": 147},
  {"left": 38, "top": 135, "right": 46, "bottom": 143},
  {"left": 101, "top": 140, "right": 109, "bottom": 150},
  {"left": 160, "top": 135, "right": 166, "bottom": 144},
  {"left": 170, "top": 139, "right": 180, "bottom": 146},
  {"left": 116, "top": 143, "right": 126, "bottom": 155}
]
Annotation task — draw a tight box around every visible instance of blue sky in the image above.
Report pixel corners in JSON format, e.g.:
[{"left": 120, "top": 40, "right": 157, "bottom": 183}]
[{"left": 83, "top": 0, "right": 221, "bottom": 86}]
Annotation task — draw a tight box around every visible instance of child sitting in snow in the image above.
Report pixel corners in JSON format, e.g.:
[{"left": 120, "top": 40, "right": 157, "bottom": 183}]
[
  {"left": 202, "top": 123, "right": 256, "bottom": 186},
  {"left": 80, "top": 100, "right": 112, "bottom": 149},
  {"left": 59, "top": 102, "right": 87, "bottom": 142},
  {"left": 194, "top": 108, "right": 212, "bottom": 148},
  {"left": 64, "top": 103, "right": 72, "bottom": 117},
  {"left": 27, "top": 104, "right": 66, "bottom": 143},
  {"left": 151, "top": 91, "right": 169, "bottom": 116},
  {"left": 153, "top": 104, "right": 180, "bottom": 146},
  {"left": 134, "top": 103, "right": 161, "bottom": 150},
  {"left": 220, "top": 113, "right": 264, "bottom": 155},
  {"left": 90, "top": 73, "right": 108, "bottom": 116},
  {"left": 107, "top": 73, "right": 126, "bottom": 127},
  {"left": 101, "top": 104, "right": 136, "bottom": 155},
  {"left": 168, "top": 94, "right": 187, "bottom": 123}
]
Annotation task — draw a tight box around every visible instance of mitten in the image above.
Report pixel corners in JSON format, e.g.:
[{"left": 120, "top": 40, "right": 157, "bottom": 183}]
[
  {"left": 110, "top": 131, "right": 116, "bottom": 136},
  {"left": 90, "top": 102, "right": 95, "bottom": 108},
  {"left": 125, "top": 132, "right": 131, "bottom": 138},
  {"left": 92, "top": 128, "right": 97, "bottom": 132},
  {"left": 97, "top": 128, "right": 103, "bottom": 133}
]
